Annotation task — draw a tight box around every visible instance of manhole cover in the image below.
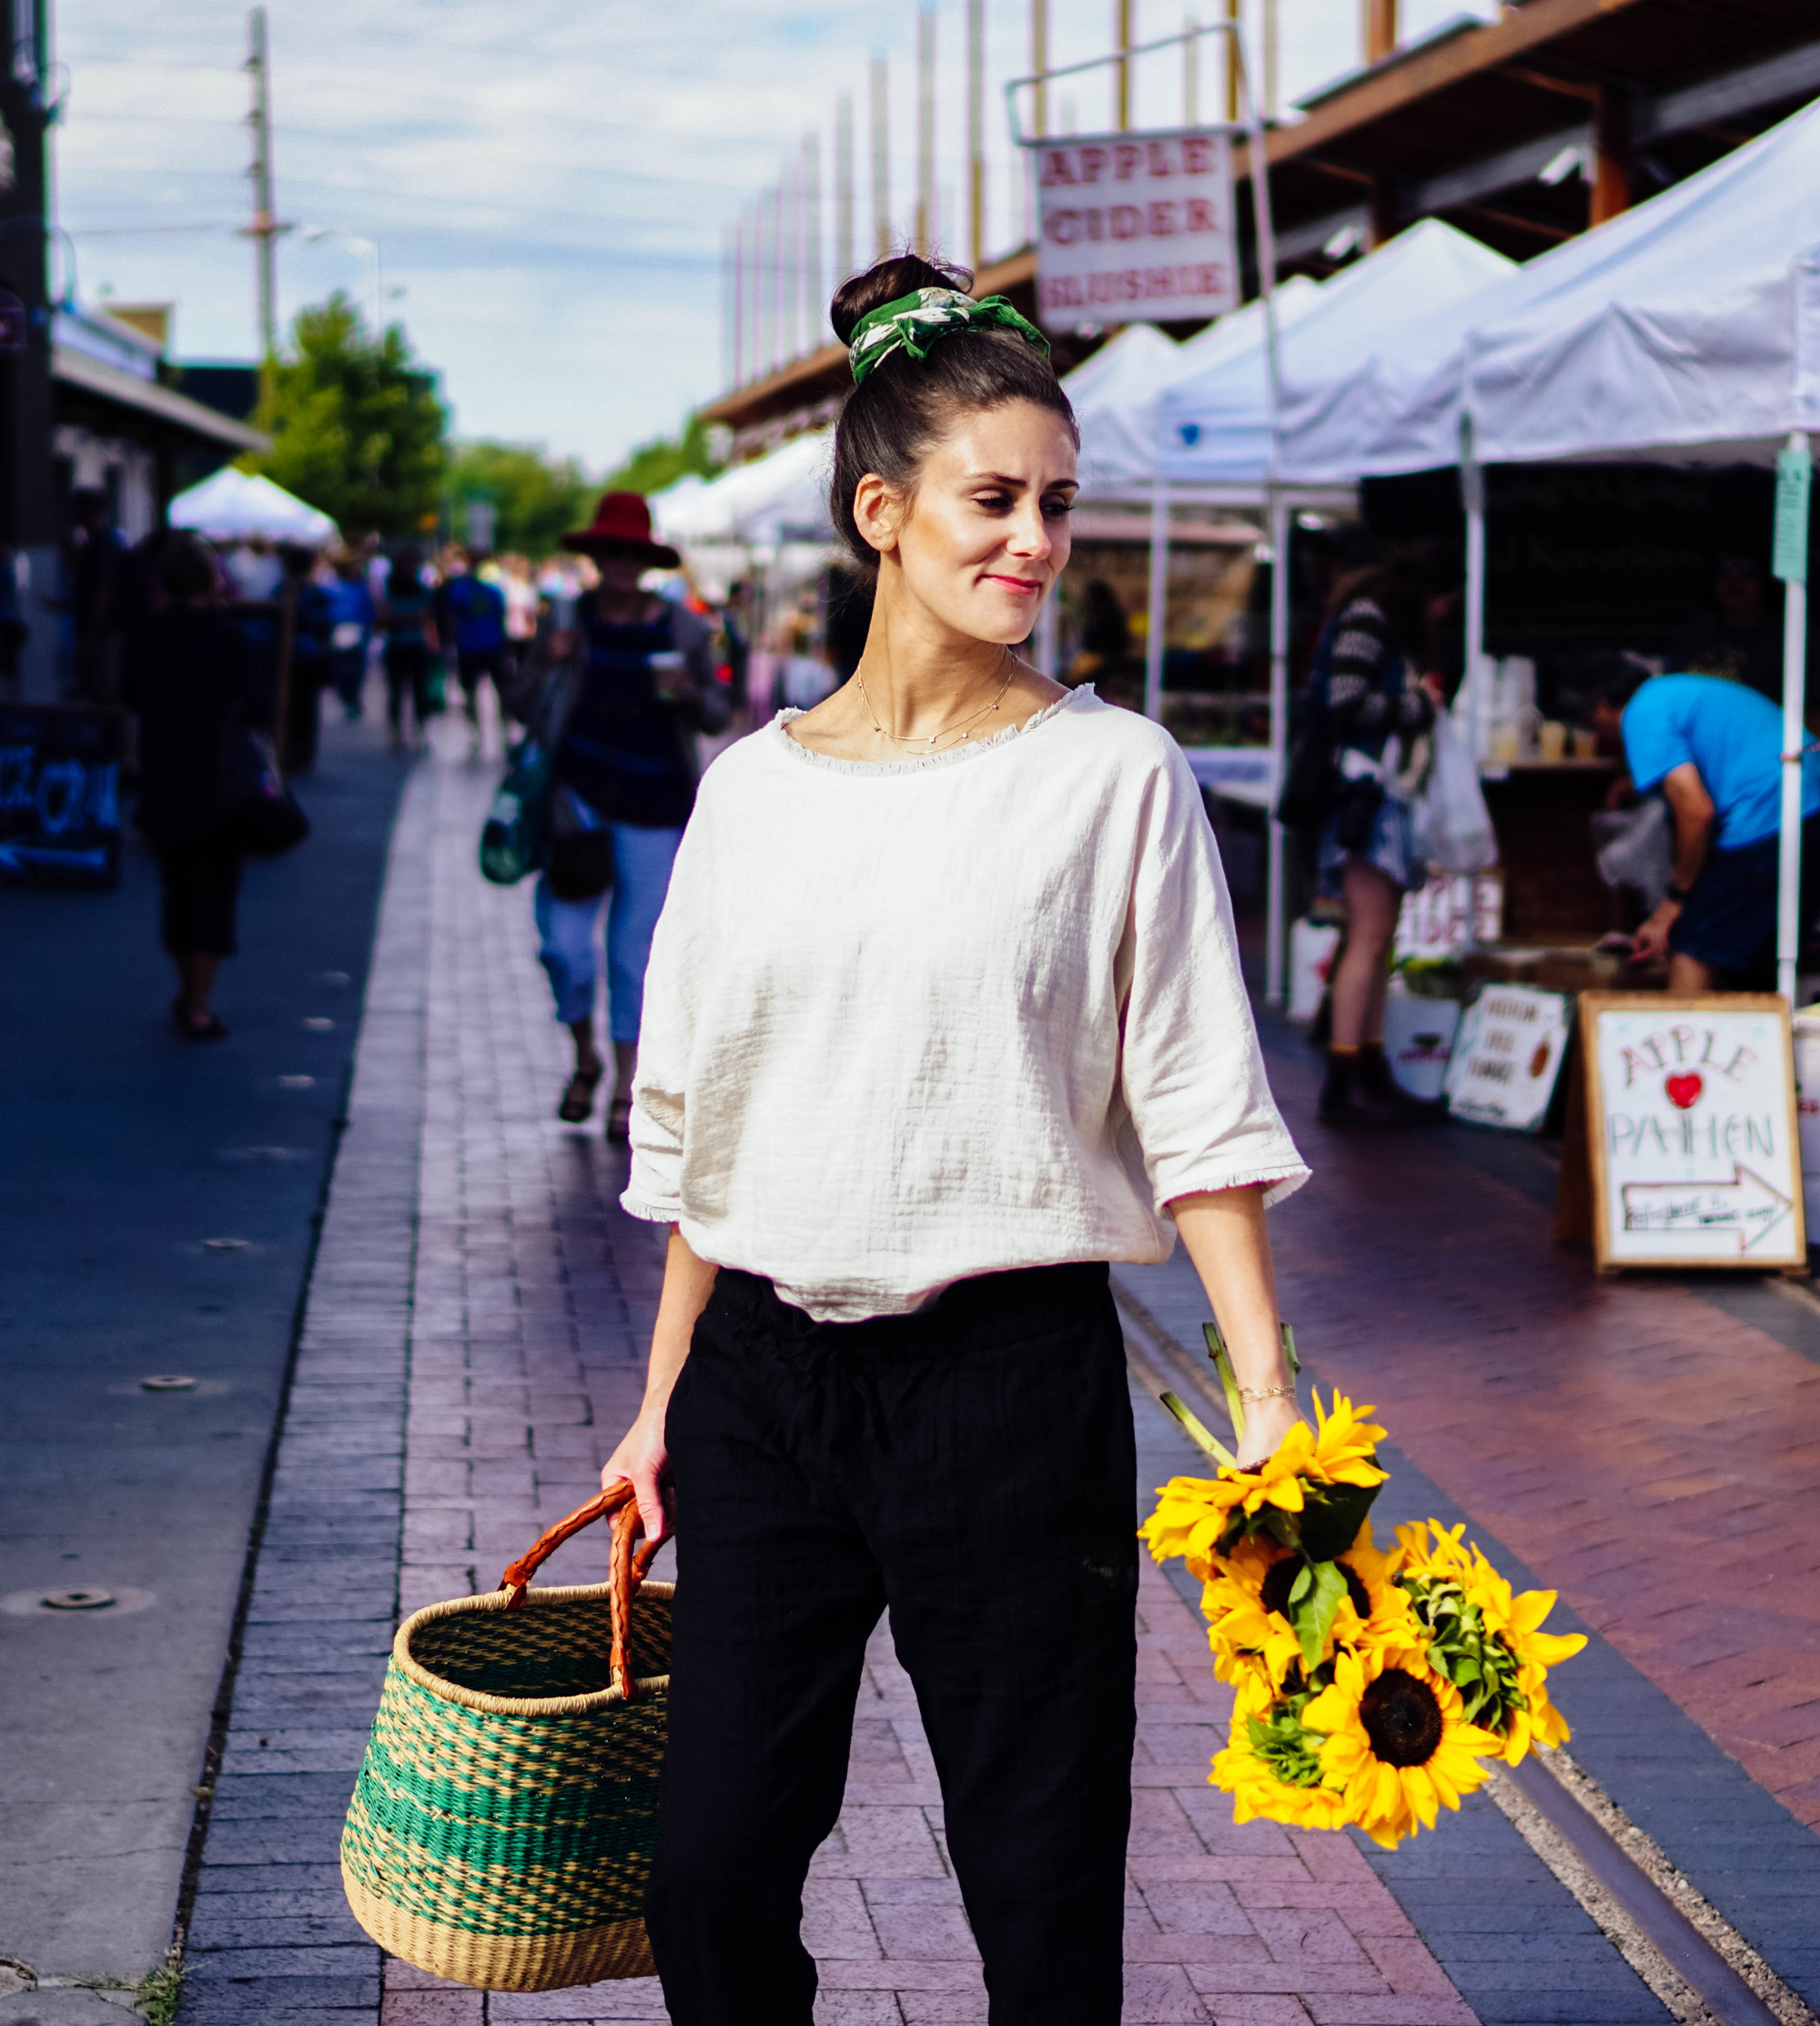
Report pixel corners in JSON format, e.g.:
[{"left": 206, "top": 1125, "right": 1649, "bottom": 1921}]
[
  {"left": 278, "top": 1075, "right": 315, "bottom": 1089},
  {"left": 142, "top": 1375, "right": 197, "bottom": 1393},
  {"left": 301, "top": 1017, "right": 335, "bottom": 1032},
  {"left": 202, "top": 1237, "right": 250, "bottom": 1252},
  {"left": 42, "top": 1589, "right": 114, "bottom": 1611}
]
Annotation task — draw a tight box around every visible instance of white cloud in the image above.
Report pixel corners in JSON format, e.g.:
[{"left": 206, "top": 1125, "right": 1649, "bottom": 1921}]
[{"left": 53, "top": 0, "right": 1493, "bottom": 471}]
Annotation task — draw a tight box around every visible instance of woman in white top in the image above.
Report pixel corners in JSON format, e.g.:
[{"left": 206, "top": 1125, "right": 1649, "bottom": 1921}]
[{"left": 605, "top": 254, "right": 1309, "bottom": 2026}]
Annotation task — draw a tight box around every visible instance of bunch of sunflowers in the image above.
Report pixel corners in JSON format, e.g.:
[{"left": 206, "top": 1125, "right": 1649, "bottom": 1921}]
[{"left": 1140, "top": 1352, "right": 1585, "bottom": 1851}]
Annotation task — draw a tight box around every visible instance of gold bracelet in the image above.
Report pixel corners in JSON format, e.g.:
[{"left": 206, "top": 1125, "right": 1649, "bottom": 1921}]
[{"left": 1238, "top": 1383, "right": 1297, "bottom": 1403}]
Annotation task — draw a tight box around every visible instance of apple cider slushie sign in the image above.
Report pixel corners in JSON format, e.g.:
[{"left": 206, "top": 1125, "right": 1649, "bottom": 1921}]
[
  {"left": 1582, "top": 993, "right": 1805, "bottom": 1270},
  {"left": 1031, "top": 131, "right": 1238, "bottom": 330}
]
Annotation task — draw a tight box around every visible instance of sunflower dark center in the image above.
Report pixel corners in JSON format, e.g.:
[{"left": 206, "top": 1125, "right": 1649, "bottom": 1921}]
[
  {"left": 1360, "top": 1668, "right": 1444, "bottom": 1768},
  {"left": 1260, "top": 1557, "right": 1371, "bottom": 1623}
]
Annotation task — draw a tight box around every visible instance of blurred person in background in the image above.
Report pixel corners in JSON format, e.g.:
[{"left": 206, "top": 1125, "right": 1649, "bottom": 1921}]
[
  {"left": 1669, "top": 550, "right": 1783, "bottom": 707},
  {"left": 224, "top": 535, "right": 284, "bottom": 603},
  {"left": 66, "top": 487, "right": 126, "bottom": 703},
  {"left": 326, "top": 549, "right": 376, "bottom": 720},
  {"left": 124, "top": 534, "right": 267, "bottom": 1041},
  {"left": 279, "top": 545, "right": 334, "bottom": 772},
  {"left": 1309, "top": 547, "right": 1439, "bottom": 1125},
  {"left": 500, "top": 552, "right": 541, "bottom": 676},
  {"left": 519, "top": 491, "right": 727, "bottom": 1135},
  {"left": 436, "top": 545, "right": 511, "bottom": 755},
  {"left": 378, "top": 547, "right": 439, "bottom": 755}
]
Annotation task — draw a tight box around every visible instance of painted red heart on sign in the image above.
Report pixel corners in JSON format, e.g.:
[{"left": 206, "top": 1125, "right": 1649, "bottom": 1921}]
[{"left": 1665, "top": 1072, "right": 1704, "bottom": 1109}]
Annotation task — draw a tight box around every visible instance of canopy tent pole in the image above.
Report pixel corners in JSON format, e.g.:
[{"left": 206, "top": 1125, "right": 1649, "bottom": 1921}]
[
  {"left": 1775, "top": 431, "right": 1813, "bottom": 1008},
  {"left": 1266, "top": 488, "right": 1290, "bottom": 1004},
  {"left": 1460, "top": 411, "right": 1486, "bottom": 953},
  {"left": 1035, "top": 575, "right": 1060, "bottom": 679},
  {"left": 1144, "top": 480, "right": 1169, "bottom": 721}
]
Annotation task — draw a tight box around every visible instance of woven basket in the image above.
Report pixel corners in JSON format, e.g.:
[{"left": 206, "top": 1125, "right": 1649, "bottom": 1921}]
[{"left": 341, "top": 1484, "right": 672, "bottom": 1990}]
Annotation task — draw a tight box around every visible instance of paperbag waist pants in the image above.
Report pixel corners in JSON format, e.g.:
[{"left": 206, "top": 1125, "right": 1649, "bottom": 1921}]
[{"left": 644, "top": 1261, "right": 1138, "bottom": 2026}]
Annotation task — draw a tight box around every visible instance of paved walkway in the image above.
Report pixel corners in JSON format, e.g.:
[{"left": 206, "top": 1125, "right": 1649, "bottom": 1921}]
[
  {"left": 181, "top": 749, "right": 1506, "bottom": 2025},
  {"left": 0, "top": 704, "right": 406, "bottom": 1987}
]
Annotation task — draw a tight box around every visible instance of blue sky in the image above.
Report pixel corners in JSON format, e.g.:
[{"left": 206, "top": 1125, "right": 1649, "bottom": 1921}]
[{"left": 53, "top": 0, "right": 1494, "bottom": 471}]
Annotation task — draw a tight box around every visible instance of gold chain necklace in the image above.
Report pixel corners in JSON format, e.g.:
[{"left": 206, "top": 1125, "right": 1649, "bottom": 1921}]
[{"left": 854, "top": 653, "right": 1016, "bottom": 750}]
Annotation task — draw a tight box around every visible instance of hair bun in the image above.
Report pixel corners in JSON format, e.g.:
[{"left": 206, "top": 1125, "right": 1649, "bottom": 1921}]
[{"left": 829, "top": 252, "right": 974, "bottom": 348}]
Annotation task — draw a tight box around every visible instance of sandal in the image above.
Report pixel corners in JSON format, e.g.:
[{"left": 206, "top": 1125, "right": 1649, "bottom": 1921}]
[
  {"left": 606, "top": 1096, "right": 632, "bottom": 1144},
  {"left": 558, "top": 1059, "right": 605, "bottom": 1123},
  {"left": 172, "top": 998, "right": 230, "bottom": 1042}
]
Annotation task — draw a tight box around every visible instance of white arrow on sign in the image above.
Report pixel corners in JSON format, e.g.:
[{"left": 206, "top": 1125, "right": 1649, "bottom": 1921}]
[{"left": 1620, "top": 1164, "right": 1792, "bottom": 1251}]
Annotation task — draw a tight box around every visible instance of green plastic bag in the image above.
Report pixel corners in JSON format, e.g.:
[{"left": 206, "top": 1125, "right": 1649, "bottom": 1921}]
[{"left": 480, "top": 735, "right": 553, "bottom": 886}]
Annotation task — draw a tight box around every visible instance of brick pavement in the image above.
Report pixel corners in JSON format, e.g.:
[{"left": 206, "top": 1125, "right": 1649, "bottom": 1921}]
[{"left": 180, "top": 744, "right": 1512, "bottom": 2024}]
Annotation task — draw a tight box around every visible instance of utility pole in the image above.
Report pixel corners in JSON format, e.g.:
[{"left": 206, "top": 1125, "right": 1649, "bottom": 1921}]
[
  {"left": 967, "top": 0, "right": 986, "bottom": 270},
  {"left": 244, "top": 7, "right": 289, "bottom": 413},
  {"left": 834, "top": 92, "right": 854, "bottom": 284},
  {"left": 1185, "top": 10, "right": 1200, "bottom": 124},
  {"left": 1225, "top": 0, "right": 1240, "bottom": 125},
  {"left": 732, "top": 213, "right": 744, "bottom": 388},
  {"left": 1263, "top": 0, "right": 1279, "bottom": 119},
  {"left": 915, "top": 8, "right": 935, "bottom": 257},
  {"left": 1029, "top": 0, "right": 1047, "bottom": 246},
  {"left": 871, "top": 54, "right": 891, "bottom": 258}
]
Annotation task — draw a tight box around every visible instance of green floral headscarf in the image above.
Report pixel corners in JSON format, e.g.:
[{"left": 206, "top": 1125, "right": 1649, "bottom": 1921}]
[{"left": 847, "top": 287, "right": 1051, "bottom": 387}]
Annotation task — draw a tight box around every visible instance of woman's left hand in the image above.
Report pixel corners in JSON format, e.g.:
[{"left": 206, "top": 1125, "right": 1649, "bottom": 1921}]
[{"left": 1234, "top": 1389, "right": 1308, "bottom": 1469}]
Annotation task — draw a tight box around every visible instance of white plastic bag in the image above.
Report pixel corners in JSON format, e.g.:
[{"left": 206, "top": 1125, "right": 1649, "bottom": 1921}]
[{"left": 1410, "top": 709, "right": 1498, "bottom": 873}]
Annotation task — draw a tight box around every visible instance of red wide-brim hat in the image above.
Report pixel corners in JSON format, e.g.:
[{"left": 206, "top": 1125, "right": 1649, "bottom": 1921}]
[{"left": 559, "top": 490, "right": 681, "bottom": 567}]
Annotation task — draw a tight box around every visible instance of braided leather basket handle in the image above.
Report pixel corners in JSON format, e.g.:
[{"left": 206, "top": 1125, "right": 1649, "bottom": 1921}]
[{"left": 496, "top": 1477, "right": 663, "bottom": 1703}]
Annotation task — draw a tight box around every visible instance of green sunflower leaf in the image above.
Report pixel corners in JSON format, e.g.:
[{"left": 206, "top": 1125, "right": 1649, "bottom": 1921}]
[{"left": 1288, "top": 1558, "right": 1350, "bottom": 1672}]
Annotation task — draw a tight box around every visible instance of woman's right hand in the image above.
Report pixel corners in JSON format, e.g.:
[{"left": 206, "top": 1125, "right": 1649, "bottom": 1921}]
[{"left": 602, "top": 1405, "right": 672, "bottom": 1547}]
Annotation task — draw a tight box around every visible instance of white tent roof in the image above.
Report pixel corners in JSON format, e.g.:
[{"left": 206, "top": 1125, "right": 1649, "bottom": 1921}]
[
  {"left": 1158, "top": 220, "right": 1515, "bottom": 486},
  {"left": 652, "top": 431, "right": 834, "bottom": 549},
  {"left": 168, "top": 467, "right": 339, "bottom": 544},
  {"left": 1281, "top": 96, "right": 1820, "bottom": 481},
  {"left": 1072, "top": 279, "right": 1323, "bottom": 495}
]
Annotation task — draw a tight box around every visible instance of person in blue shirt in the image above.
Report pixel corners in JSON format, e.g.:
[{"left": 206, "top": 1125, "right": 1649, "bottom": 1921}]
[
  {"left": 1592, "top": 667, "right": 1820, "bottom": 991},
  {"left": 436, "top": 547, "right": 510, "bottom": 753},
  {"left": 324, "top": 551, "right": 376, "bottom": 721}
]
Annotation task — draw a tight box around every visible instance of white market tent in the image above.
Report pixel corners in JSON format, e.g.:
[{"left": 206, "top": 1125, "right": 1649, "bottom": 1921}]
[
  {"left": 168, "top": 467, "right": 339, "bottom": 545},
  {"left": 652, "top": 430, "right": 833, "bottom": 550},
  {"left": 1069, "top": 279, "right": 1325, "bottom": 499},
  {"left": 1281, "top": 96, "right": 1820, "bottom": 999},
  {"left": 1161, "top": 220, "right": 1516, "bottom": 486}
]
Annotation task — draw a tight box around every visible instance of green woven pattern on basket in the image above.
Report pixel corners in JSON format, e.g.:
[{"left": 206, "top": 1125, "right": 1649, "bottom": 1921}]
[
  {"left": 410, "top": 1594, "right": 672, "bottom": 1703},
  {"left": 341, "top": 1606, "right": 670, "bottom": 1939}
]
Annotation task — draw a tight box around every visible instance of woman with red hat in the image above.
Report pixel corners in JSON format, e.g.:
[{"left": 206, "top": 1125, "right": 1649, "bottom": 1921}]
[{"left": 525, "top": 491, "right": 728, "bottom": 1132}]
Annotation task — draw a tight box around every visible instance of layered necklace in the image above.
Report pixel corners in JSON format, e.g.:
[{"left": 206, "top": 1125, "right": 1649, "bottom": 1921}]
[{"left": 854, "top": 650, "right": 1017, "bottom": 751}]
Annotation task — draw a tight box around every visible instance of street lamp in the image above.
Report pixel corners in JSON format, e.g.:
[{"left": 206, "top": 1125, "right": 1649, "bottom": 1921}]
[{"left": 298, "top": 225, "right": 383, "bottom": 331}]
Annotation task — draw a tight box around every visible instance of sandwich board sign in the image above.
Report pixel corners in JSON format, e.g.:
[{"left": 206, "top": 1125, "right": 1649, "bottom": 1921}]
[
  {"left": 1443, "top": 983, "right": 1572, "bottom": 1133},
  {"left": 1580, "top": 993, "right": 1805, "bottom": 1271},
  {"left": 1027, "top": 130, "right": 1239, "bottom": 331}
]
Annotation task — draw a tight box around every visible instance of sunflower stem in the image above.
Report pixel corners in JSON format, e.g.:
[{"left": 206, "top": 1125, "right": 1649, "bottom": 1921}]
[{"left": 1158, "top": 1391, "right": 1239, "bottom": 1469}]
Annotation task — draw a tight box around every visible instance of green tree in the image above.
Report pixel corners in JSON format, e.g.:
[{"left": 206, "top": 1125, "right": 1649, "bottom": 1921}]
[
  {"left": 248, "top": 292, "right": 447, "bottom": 537},
  {"left": 603, "top": 413, "right": 723, "bottom": 496},
  {"left": 449, "top": 440, "right": 592, "bottom": 556}
]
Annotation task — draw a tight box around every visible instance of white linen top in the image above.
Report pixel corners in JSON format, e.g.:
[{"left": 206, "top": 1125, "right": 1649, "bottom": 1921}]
[{"left": 622, "top": 686, "right": 1309, "bottom": 1322}]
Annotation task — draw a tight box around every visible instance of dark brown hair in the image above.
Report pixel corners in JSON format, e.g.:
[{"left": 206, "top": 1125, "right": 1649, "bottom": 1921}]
[
  {"left": 827, "top": 253, "right": 1077, "bottom": 574},
  {"left": 157, "top": 533, "right": 219, "bottom": 604}
]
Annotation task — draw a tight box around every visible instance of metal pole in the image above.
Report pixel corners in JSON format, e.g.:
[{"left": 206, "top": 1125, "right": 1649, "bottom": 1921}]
[
  {"left": 1031, "top": 0, "right": 1048, "bottom": 137},
  {"left": 1262, "top": 0, "right": 1278, "bottom": 119},
  {"left": 1461, "top": 411, "right": 1488, "bottom": 952},
  {"left": 1184, "top": 10, "right": 1200, "bottom": 125},
  {"left": 968, "top": 0, "right": 986, "bottom": 269},
  {"left": 1224, "top": 0, "right": 1240, "bottom": 124},
  {"left": 804, "top": 130, "right": 823, "bottom": 347},
  {"left": 1117, "top": 0, "right": 1133, "bottom": 129},
  {"left": 1036, "top": 582, "right": 1060, "bottom": 679},
  {"left": 1776, "top": 431, "right": 1813, "bottom": 1008},
  {"left": 772, "top": 182, "right": 786, "bottom": 370},
  {"left": 1145, "top": 481, "right": 1168, "bottom": 722},
  {"left": 245, "top": 6, "right": 280, "bottom": 408},
  {"left": 872, "top": 53, "right": 892, "bottom": 258},
  {"left": 1267, "top": 491, "right": 1290, "bottom": 1005},
  {"left": 835, "top": 92, "right": 855, "bottom": 283},
  {"left": 917, "top": 7, "right": 935, "bottom": 255}
]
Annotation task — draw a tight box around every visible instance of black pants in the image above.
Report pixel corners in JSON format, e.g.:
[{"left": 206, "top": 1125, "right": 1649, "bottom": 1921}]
[
  {"left": 383, "top": 641, "right": 436, "bottom": 732},
  {"left": 157, "top": 836, "right": 244, "bottom": 956},
  {"left": 646, "top": 1262, "right": 1138, "bottom": 2026}
]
